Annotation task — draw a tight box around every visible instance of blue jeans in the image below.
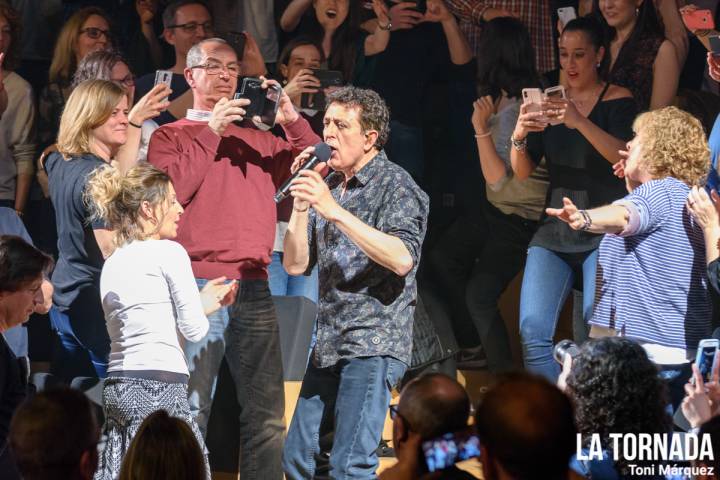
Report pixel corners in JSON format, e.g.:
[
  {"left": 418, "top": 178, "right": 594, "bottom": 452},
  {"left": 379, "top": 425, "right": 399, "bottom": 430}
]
[
  {"left": 283, "top": 356, "right": 406, "bottom": 479},
  {"left": 48, "top": 288, "right": 110, "bottom": 381},
  {"left": 268, "top": 251, "right": 319, "bottom": 302},
  {"left": 519, "top": 246, "right": 598, "bottom": 381},
  {"left": 185, "top": 278, "right": 285, "bottom": 480}
]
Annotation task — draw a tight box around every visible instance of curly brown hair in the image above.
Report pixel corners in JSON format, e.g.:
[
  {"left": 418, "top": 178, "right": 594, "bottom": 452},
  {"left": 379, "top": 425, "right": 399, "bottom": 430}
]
[{"left": 633, "top": 106, "right": 710, "bottom": 187}]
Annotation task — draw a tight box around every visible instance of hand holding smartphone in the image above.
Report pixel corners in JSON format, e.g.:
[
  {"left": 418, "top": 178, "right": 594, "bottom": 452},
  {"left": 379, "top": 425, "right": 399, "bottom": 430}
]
[
  {"left": 557, "top": 7, "right": 576, "bottom": 28},
  {"left": 695, "top": 339, "right": 720, "bottom": 384},
  {"left": 236, "top": 77, "right": 281, "bottom": 127},
  {"left": 301, "top": 69, "right": 343, "bottom": 111},
  {"left": 154, "top": 70, "right": 173, "bottom": 103}
]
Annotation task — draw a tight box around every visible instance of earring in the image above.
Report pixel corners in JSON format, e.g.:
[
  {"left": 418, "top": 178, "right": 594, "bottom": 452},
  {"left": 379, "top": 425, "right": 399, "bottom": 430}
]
[{"left": 635, "top": 7, "right": 639, "bottom": 16}]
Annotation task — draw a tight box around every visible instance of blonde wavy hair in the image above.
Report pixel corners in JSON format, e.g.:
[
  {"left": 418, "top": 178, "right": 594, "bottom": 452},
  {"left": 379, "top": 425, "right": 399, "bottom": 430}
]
[
  {"left": 633, "top": 107, "right": 710, "bottom": 187},
  {"left": 49, "top": 7, "right": 111, "bottom": 85},
  {"left": 85, "top": 163, "right": 173, "bottom": 246},
  {"left": 57, "top": 80, "right": 128, "bottom": 158}
]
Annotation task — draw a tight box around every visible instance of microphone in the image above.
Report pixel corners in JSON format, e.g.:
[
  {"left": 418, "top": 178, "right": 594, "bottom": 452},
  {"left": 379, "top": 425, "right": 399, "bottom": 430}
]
[{"left": 274, "top": 142, "right": 332, "bottom": 204}]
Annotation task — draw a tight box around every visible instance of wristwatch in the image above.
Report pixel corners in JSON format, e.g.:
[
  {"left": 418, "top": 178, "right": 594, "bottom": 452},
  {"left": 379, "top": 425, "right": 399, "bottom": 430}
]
[{"left": 379, "top": 20, "right": 392, "bottom": 31}]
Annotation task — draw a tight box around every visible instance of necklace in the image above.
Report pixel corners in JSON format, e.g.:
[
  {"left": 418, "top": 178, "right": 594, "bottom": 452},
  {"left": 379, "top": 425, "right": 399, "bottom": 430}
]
[{"left": 568, "top": 83, "right": 605, "bottom": 108}]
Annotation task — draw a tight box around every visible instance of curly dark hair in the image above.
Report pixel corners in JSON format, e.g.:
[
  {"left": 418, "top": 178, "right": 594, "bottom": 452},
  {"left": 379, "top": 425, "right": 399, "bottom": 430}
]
[
  {"left": 567, "top": 337, "right": 671, "bottom": 474},
  {"left": 326, "top": 86, "right": 390, "bottom": 149}
]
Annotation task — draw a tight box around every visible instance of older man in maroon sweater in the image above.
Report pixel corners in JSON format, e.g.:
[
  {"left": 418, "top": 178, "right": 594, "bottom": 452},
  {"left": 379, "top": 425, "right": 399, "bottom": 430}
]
[{"left": 147, "top": 37, "right": 320, "bottom": 479}]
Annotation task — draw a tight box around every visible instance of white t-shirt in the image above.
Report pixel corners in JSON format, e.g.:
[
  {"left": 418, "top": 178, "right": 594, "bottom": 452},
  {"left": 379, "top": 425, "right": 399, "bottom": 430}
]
[{"left": 100, "top": 239, "right": 208, "bottom": 375}]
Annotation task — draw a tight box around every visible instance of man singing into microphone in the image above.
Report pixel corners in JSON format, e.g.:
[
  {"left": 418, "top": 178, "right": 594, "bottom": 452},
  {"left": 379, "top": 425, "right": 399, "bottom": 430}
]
[{"left": 281, "top": 86, "right": 429, "bottom": 478}]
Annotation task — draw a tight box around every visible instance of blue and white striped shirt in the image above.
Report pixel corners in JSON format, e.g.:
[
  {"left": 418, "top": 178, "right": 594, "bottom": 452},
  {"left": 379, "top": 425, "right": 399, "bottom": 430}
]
[{"left": 591, "top": 178, "right": 711, "bottom": 350}]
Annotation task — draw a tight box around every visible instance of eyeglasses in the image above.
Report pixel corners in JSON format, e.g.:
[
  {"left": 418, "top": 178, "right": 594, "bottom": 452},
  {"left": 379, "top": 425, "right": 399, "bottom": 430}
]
[
  {"left": 112, "top": 75, "right": 136, "bottom": 87},
  {"left": 389, "top": 404, "right": 402, "bottom": 420},
  {"left": 167, "top": 21, "right": 214, "bottom": 34},
  {"left": 191, "top": 62, "right": 241, "bottom": 77},
  {"left": 80, "top": 27, "right": 110, "bottom": 40},
  {"left": 0, "top": 28, "right": 11, "bottom": 36}
]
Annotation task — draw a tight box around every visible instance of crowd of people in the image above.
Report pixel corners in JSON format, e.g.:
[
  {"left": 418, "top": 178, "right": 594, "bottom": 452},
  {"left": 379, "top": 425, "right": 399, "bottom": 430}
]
[{"left": 3, "top": 0, "right": 720, "bottom": 479}]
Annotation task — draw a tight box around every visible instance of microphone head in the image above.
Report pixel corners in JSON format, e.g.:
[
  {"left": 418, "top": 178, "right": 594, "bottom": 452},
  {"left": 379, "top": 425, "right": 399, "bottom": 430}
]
[{"left": 314, "top": 142, "right": 332, "bottom": 163}]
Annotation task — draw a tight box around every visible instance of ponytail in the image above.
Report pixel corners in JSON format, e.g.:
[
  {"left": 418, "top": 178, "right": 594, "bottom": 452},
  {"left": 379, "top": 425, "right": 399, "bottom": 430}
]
[{"left": 85, "top": 163, "right": 172, "bottom": 246}]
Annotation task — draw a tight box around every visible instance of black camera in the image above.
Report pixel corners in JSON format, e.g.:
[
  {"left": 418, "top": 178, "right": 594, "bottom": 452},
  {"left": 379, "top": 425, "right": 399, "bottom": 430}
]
[{"left": 553, "top": 339, "right": 580, "bottom": 365}]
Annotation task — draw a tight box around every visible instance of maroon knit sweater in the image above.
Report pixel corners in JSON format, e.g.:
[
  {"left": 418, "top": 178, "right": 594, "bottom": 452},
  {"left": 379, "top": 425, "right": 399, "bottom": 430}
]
[{"left": 148, "top": 116, "right": 320, "bottom": 280}]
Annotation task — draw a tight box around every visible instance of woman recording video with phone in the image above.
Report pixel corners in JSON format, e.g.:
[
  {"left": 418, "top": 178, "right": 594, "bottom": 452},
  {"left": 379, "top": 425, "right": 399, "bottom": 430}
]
[
  {"left": 467, "top": 17, "right": 549, "bottom": 374},
  {"left": 510, "top": 16, "right": 636, "bottom": 381},
  {"left": 86, "top": 162, "right": 236, "bottom": 479}
]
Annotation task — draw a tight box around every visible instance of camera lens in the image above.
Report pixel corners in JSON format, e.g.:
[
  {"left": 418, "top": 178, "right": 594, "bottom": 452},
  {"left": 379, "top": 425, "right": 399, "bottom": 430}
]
[{"left": 553, "top": 339, "right": 579, "bottom": 365}]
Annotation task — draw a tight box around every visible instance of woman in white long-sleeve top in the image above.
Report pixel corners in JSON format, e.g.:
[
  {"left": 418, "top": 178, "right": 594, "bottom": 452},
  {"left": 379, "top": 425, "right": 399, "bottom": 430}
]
[{"left": 85, "top": 162, "right": 236, "bottom": 480}]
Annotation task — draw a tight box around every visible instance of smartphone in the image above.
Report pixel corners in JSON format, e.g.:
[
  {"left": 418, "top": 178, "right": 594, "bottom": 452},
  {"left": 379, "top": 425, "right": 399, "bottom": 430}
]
[
  {"left": 710, "top": 35, "right": 720, "bottom": 57},
  {"left": 154, "top": 70, "right": 173, "bottom": 103},
  {"left": 421, "top": 428, "right": 481, "bottom": 473},
  {"left": 237, "top": 78, "right": 281, "bottom": 127},
  {"left": 557, "top": 7, "right": 577, "bottom": 28},
  {"left": 543, "top": 85, "right": 566, "bottom": 126},
  {"left": 682, "top": 9, "right": 715, "bottom": 31},
  {"left": 301, "top": 69, "right": 344, "bottom": 111},
  {"left": 522, "top": 87, "right": 546, "bottom": 123},
  {"left": 696, "top": 339, "right": 720, "bottom": 384},
  {"left": 224, "top": 31, "right": 246, "bottom": 62}
]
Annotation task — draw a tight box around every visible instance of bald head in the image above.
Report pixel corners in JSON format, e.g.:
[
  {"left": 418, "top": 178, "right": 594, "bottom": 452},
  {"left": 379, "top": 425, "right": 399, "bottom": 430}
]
[
  {"left": 475, "top": 373, "right": 576, "bottom": 480},
  {"left": 398, "top": 373, "right": 469, "bottom": 438}
]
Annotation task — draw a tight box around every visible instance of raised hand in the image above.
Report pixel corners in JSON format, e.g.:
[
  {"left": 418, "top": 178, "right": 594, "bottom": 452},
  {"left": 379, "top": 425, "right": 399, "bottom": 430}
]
[
  {"left": 128, "top": 83, "right": 171, "bottom": 125},
  {"left": 472, "top": 95, "right": 494, "bottom": 133},
  {"left": 424, "top": 0, "right": 453, "bottom": 23},
  {"left": 687, "top": 185, "right": 720, "bottom": 232},
  {"left": 283, "top": 69, "right": 321, "bottom": 106},
  {"left": 200, "top": 277, "right": 238, "bottom": 315},
  {"left": 387, "top": 2, "right": 424, "bottom": 30},
  {"left": 512, "top": 102, "right": 548, "bottom": 141},
  {"left": 546, "top": 197, "right": 585, "bottom": 230},
  {"left": 682, "top": 364, "right": 715, "bottom": 428},
  {"left": 208, "top": 97, "right": 250, "bottom": 136}
]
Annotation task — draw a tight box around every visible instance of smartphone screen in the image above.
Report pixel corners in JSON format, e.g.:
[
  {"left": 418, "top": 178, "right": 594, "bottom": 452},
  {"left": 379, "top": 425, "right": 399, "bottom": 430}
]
[
  {"left": 421, "top": 429, "right": 480, "bottom": 472},
  {"left": 260, "top": 85, "right": 280, "bottom": 127},
  {"left": 696, "top": 341, "right": 719, "bottom": 383}
]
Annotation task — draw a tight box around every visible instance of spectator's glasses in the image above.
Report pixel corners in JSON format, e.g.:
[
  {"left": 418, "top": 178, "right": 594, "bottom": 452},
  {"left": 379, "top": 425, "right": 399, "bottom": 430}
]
[
  {"left": 80, "top": 27, "right": 110, "bottom": 40},
  {"left": 167, "top": 21, "right": 214, "bottom": 34},
  {"left": 389, "top": 405, "right": 406, "bottom": 423},
  {"left": 191, "top": 61, "right": 241, "bottom": 77},
  {"left": 0, "top": 27, "right": 11, "bottom": 37},
  {"left": 112, "top": 75, "right": 136, "bottom": 87}
]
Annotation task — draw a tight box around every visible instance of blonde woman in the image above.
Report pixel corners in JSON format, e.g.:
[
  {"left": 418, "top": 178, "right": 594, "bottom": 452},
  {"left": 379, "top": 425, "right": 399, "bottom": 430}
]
[
  {"left": 85, "top": 162, "right": 235, "bottom": 479},
  {"left": 39, "top": 7, "right": 112, "bottom": 151},
  {"left": 548, "top": 106, "right": 712, "bottom": 408},
  {"left": 44, "top": 79, "right": 127, "bottom": 381}
]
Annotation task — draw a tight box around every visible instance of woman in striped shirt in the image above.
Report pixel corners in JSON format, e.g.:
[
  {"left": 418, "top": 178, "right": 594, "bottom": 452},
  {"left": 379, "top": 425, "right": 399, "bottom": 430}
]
[{"left": 548, "top": 106, "right": 712, "bottom": 408}]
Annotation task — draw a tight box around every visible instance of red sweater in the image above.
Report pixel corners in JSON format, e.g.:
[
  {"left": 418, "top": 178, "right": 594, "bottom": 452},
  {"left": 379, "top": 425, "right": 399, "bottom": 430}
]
[{"left": 148, "top": 116, "right": 320, "bottom": 280}]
